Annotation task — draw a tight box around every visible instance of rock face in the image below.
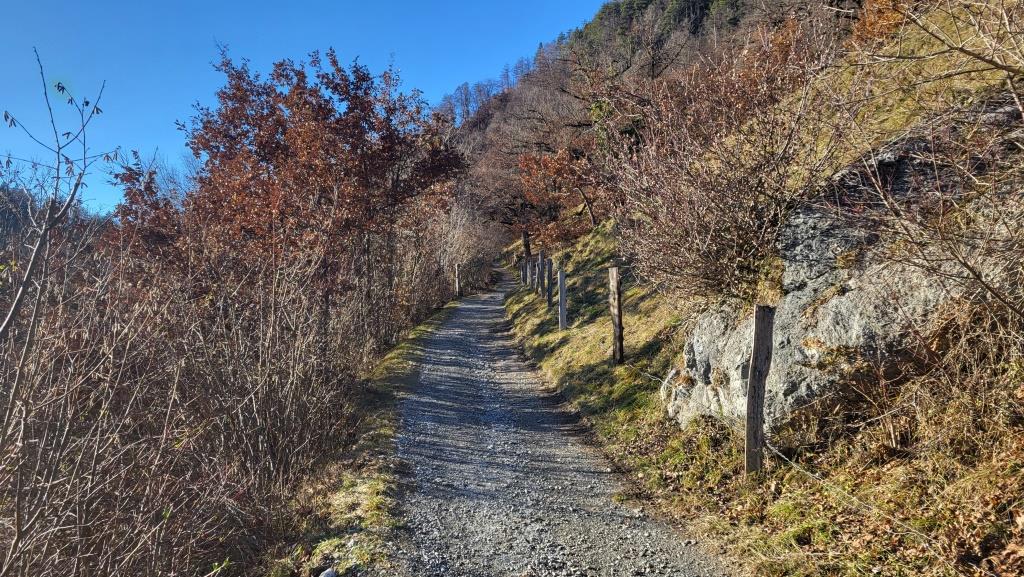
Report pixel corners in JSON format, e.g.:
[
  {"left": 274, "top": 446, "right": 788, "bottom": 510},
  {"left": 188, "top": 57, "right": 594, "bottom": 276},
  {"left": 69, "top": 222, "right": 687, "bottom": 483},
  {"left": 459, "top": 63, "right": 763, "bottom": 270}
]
[{"left": 660, "top": 140, "right": 959, "bottom": 431}]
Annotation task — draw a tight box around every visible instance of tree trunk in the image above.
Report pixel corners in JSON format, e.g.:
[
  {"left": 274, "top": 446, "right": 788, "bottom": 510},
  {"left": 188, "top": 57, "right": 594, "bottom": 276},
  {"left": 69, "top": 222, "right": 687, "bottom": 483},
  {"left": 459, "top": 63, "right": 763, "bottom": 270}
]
[{"left": 577, "top": 188, "right": 597, "bottom": 227}]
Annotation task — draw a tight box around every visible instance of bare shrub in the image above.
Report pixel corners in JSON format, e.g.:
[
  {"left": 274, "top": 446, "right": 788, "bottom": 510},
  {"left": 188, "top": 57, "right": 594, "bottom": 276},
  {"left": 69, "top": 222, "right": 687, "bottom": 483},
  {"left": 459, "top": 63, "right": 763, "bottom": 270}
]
[
  {"left": 820, "top": 22, "right": 1024, "bottom": 566},
  {"left": 0, "top": 55, "right": 494, "bottom": 576},
  {"left": 602, "top": 15, "right": 844, "bottom": 300},
  {"left": 899, "top": 1, "right": 1024, "bottom": 80}
]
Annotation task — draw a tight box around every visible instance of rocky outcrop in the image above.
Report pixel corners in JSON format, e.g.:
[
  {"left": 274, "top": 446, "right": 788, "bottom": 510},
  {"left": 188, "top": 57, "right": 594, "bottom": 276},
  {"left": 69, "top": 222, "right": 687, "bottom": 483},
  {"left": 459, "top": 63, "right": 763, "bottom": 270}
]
[{"left": 659, "top": 139, "right": 962, "bottom": 431}]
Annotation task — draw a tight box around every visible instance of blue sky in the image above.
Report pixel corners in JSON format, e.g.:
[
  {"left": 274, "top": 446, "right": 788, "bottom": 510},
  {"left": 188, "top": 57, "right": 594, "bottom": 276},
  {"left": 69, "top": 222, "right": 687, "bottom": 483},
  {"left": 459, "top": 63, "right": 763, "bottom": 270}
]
[{"left": 1, "top": 0, "right": 605, "bottom": 212}]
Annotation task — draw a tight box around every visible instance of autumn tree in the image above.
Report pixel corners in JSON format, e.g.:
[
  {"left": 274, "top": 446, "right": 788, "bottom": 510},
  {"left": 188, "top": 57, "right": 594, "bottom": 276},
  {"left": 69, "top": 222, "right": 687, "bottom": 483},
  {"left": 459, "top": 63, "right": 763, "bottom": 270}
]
[
  {"left": 0, "top": 46, "right": 483, "bottom": 576},
  {"left": 182, "top": 50, "right": 465, "bottom": 355}
]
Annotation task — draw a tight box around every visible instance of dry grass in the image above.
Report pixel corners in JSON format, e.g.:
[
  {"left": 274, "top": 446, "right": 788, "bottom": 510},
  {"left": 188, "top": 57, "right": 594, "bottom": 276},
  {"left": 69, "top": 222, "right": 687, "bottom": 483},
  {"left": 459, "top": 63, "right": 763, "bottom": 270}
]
[
  {"left": 504, "top": 223, "right": 1024, "bottom": 576},
  {"left": 500, "top": 4, "right": 1024, "bottom": 576}
]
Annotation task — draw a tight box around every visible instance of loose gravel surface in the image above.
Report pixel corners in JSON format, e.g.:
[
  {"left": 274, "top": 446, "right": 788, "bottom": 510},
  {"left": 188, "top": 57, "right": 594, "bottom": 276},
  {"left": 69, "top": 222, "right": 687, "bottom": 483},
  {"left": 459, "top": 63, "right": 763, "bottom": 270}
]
[{"left": 384, "top": 277, "right": 730, "bottom": 577}]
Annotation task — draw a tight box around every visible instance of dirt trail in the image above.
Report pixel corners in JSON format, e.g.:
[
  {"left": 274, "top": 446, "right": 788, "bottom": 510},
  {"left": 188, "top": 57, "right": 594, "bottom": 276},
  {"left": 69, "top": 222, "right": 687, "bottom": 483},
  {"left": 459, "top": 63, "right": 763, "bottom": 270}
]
[{"left": 385, "top": 276, "right": 728, "bottom": 577}]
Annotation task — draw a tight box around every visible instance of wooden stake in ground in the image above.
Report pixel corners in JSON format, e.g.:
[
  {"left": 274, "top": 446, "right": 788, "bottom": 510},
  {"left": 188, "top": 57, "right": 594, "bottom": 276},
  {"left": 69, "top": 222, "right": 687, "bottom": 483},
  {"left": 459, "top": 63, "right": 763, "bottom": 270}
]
[
  {"left": 745, "top": 304, "right": 775, "bottom": 477},
  {"left": 608, "top": 266, "right": 624, "bottom": 364},
  {"left": 558, "top": 268, "right": 567, "bottom": 330},
  {"left": 546, "top": 258, "right": 554, "bottom": 308},
  {"left": 537, "top": 256, "right": 543, "bottom": 295},
  {"left": 520, "top": 255, "right": 526, "bottom": 284},
  {"left": 538, "top": 250, "right": 546, "bottom": 295},
  {"left": 455, "top": 263, "right": 462, "bottom": 297}
]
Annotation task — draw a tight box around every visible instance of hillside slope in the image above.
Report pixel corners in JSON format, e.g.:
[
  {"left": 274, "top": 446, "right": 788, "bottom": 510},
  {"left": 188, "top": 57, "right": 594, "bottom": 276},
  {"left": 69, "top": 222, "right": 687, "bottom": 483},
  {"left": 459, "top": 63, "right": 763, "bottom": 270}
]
[{"left": 505, "top": 213, "right": 1023, "bottom": 575}]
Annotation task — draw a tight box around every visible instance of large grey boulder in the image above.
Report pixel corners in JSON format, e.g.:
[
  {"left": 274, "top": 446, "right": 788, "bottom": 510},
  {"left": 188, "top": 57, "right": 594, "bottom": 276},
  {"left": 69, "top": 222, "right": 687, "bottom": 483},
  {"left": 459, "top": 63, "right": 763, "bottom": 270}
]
[
  {"left": 661, "top": 99, "right": 1023, "bottom": 432},
  {"left": 661, "top": 204, "right": 951, "bottom": 432}
]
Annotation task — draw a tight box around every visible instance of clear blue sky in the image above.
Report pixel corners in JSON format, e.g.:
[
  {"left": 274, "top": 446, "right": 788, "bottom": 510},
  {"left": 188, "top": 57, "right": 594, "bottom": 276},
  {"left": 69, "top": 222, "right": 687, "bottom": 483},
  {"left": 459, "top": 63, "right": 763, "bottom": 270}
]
[{"left": 1, "top": 0, "right": 606, "bottom": 212}]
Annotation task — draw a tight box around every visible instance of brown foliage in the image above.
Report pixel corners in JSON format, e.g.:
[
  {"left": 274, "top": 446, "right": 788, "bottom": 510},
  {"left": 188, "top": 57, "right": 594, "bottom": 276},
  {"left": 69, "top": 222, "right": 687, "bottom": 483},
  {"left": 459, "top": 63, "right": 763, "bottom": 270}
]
[
  {"left": 0, "top": 53, "right": 493, "bottom": 576},
  {"left": 600, "top": 15, "right": 843, "bottom": 299},
  {"left": 517, "top": 148, "right": 602, "bottom": 245},
  {"left": 851, "top": 0, "right": 914, "bottom": 44}
]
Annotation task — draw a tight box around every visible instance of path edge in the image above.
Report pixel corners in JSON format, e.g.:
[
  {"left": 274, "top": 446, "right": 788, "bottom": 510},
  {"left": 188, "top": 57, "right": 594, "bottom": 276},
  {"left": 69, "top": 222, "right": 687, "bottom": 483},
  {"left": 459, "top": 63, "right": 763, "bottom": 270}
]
[{"left": 265, "top": 301, "right": 460, "bottom": 577}]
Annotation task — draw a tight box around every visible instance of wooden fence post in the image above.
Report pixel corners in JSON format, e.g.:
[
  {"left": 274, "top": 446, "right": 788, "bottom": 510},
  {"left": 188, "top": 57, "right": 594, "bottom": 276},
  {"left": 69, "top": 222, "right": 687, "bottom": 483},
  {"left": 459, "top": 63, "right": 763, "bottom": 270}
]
[
  {"left": 745, "top": 304, "right": 776, "bottom": 477},
  {"left": 558, "top": 268, "right": 567, "bottom": 330},
  {"left": 545, "top": 258, "right": 554, "bottom": 308},
  {"left": 536, "top": 256, "right": 543, "bottom": 295},
  {"left": 520, "top": 255, "right": 526, "bottom": 284},
  {"left": 538, "top": 250, "right": 546, "bottom": 295},
  {"left": 455, "top": 263, "right": 462, "bottom": 297},
  {"left": 527, "top": 256, "right": 534, "bottom": 288},
  {"left": 609, "top": 266, "right": 624, "bottom": 364}
]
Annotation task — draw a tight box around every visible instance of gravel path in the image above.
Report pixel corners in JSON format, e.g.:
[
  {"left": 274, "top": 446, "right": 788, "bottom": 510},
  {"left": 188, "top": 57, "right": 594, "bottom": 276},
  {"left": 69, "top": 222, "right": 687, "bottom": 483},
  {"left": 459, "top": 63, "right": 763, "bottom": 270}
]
[{"left": 385, "top": 276, "right": 728, "bottom": 577}]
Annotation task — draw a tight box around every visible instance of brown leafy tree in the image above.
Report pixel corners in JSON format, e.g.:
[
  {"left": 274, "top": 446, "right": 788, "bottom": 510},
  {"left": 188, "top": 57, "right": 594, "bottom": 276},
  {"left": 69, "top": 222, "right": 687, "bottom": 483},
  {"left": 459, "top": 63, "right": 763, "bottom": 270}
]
[{"left": 0, "top": 49, "right": 483, "bottom": 577}]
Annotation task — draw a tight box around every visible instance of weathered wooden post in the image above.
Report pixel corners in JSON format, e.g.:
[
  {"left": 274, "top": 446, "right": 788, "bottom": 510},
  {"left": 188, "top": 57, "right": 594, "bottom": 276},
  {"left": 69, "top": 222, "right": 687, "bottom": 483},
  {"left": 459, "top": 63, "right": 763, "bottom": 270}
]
[
  {"left": 455, "top": 263, "right": 462, "bottom": 297},
  {"left": 538, "top": 250, "right": 546, "bottom": 295},
  {"left": 527, "top": 256, "right": 534, "bottom": 288},
  {"left": 545, "top": 258, "right": 554, "bottom": 308},
  {"left": 520, "top": 254, "right": 526, "bottom": 284},
  {"left": 535, "top": 256, "right": 543, "bottom": 295},
  {"left": 608, "top": 266, "right": 624, "bottom": 364},
  {"left": 745, "top": 304, "right": 776, "bottom": 477},
  {"left": 558, "top": 267, "right": 567, "bottom": 330}
]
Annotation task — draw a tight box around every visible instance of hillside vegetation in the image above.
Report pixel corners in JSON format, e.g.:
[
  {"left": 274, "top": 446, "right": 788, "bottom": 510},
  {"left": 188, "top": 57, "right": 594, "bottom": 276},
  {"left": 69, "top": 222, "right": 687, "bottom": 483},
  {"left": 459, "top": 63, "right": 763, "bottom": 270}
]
[
  {"left": 2, "top": 0, "right": 1023, "bottom": 575},
  {"left": 485, "top": 1, "right": 1024, "bottom": 575},
  {"left": 0, "top": 53, "right": 501, "bottom": 575}
]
